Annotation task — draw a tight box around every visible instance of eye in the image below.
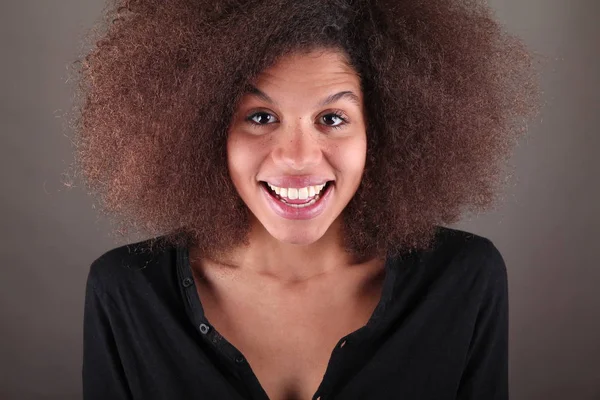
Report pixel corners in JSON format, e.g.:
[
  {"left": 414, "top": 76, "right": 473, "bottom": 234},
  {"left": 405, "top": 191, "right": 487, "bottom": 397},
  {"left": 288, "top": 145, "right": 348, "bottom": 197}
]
[
  {"left": 320, "top": 111, "right": 348, "bottom": 130},
  {"left": 247, "top": 111, "right": 277, "bottom": 126},
  {"left": 244, "top": 109, "right": 349, "bottom": 131}
]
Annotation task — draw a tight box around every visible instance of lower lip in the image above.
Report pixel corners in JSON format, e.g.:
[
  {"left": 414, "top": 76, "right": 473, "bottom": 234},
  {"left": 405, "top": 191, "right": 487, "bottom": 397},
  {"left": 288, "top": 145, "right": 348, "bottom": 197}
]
[{"left": 260, "top": 183, "right": 334, "bottom": 220}]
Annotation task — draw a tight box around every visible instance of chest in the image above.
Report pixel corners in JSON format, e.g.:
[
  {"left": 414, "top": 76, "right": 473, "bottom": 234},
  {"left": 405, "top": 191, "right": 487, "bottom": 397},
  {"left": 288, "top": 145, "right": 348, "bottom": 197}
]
[{"left": 195, "top": 281, "right": 383, "bottom": 400}]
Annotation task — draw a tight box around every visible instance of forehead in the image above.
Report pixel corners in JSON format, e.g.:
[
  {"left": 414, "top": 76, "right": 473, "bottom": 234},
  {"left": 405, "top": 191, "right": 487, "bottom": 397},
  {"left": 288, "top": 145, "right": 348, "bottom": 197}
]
[{"left": 251, "top": 49, "right": 362, "bottom": 93}]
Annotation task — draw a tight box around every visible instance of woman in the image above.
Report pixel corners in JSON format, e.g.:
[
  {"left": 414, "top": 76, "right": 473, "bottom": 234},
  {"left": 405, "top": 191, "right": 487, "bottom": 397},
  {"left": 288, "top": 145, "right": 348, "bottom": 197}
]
[{"left": 72, "top": 0, "right": 540, "bottom": 399}]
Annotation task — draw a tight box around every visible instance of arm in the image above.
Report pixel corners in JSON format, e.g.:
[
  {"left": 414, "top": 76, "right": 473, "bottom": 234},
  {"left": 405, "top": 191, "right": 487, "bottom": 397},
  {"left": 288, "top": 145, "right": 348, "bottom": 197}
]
[
  {"left": 456, "top": 240, "right": 509, "bottom": 400},
  {"left": 82, "top": 277, "right": 133, "bottom": 400}
]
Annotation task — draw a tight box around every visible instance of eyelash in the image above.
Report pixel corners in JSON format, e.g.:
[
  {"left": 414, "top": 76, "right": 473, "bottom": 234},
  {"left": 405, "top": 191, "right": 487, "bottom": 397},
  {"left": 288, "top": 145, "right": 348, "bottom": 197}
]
[{"left": 245, "top": 109, "right": 349, "bottom": 131}]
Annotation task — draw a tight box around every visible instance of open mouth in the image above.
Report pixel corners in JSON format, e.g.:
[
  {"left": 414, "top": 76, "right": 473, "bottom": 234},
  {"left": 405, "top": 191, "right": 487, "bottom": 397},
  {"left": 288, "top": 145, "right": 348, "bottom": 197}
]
[{"left": 260, "top": 181, "right": 334, "bottom": 209}]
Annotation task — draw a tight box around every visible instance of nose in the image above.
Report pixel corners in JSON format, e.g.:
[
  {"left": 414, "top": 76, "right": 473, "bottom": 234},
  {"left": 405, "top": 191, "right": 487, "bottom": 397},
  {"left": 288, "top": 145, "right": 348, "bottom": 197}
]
[{"left": 271, "top": 120, "right": 322, "bottom": 170}]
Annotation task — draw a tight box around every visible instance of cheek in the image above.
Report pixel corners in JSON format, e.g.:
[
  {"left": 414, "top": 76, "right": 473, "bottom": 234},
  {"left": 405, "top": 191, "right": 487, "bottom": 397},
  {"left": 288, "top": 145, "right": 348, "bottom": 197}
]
[
  {"left": 227, "top": 136, "right": 247, "bottom": 185},
  {"left": 330, "top": 137, "right": 367, "bottom": 178},
  {"left": 226, "top": 133, "right": 267, "bottom": 184}
]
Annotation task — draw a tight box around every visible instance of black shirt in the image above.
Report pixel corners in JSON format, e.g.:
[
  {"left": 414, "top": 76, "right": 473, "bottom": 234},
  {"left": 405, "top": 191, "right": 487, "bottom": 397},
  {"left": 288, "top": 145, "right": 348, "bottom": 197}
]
[{"left": 82, "top": 226, "right": 508, "bottom": 400}]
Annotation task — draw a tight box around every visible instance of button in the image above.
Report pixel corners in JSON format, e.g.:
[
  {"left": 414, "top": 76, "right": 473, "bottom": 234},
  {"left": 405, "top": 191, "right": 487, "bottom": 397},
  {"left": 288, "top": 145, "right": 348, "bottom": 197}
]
[
  {"left": 235, "top": 355, "right": 245, "bottom": 363},
  {"left": 199, "top": 323, "right": 210, "bottom": 334},
  {"left": 182, "top": 277, "right": 193, "bottom": 287}
]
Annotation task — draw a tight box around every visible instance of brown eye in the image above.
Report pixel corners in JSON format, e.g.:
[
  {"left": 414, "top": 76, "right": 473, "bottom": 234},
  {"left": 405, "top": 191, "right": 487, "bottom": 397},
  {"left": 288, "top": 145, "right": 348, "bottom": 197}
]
[
  {"left": 321, "top": 114, "right": 343, "bottom": 126},
  {"left": 247, "top": 112, "right": 277, "bottom": 126},
  {"left": 320, "top": 111, "right": 348, "bottom": 130}
]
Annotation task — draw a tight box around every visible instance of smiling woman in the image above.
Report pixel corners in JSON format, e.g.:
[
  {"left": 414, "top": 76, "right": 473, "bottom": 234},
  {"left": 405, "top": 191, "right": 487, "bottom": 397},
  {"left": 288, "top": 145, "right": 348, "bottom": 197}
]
[
  {"left": 227, "top": 50, "right": 367, "bottom": 244},
  {"left": 68, "top": 0, "right": 540, "bottom": 399}
]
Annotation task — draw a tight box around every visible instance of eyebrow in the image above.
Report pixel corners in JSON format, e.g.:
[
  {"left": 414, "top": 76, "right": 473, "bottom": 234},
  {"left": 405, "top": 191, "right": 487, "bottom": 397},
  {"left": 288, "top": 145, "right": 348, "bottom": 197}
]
[{"left": 245, "top": 85, "right": 361, "bottom": 108}]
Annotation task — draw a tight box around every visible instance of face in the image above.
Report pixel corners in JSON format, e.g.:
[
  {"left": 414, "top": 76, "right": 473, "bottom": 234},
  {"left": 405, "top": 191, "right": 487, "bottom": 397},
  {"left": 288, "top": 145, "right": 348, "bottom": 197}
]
[{"left": 227, "top": 48, "right": 367, "bottom": 246}]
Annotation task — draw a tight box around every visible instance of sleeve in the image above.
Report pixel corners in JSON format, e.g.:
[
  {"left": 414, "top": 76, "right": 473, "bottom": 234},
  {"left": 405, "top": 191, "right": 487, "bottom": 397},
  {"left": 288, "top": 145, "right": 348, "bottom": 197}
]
[
  {"left": 82, "top": 274, "right": 133, "bottom": 400},
  {"left": 456, "top": 240, "right": 509, "bottom": 400}
]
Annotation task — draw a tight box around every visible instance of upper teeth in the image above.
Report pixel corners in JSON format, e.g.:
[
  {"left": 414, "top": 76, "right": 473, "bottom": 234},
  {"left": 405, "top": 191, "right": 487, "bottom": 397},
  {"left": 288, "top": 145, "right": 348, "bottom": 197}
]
[{"left": 267, "top": 183, "right": 327, "bottom": 200}]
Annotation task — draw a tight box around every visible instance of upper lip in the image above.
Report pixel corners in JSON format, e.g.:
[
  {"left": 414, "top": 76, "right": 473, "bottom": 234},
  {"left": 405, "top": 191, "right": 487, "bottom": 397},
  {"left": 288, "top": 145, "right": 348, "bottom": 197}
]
[{"left": 261, "top": 176, "right": 334, "bottom": 188}]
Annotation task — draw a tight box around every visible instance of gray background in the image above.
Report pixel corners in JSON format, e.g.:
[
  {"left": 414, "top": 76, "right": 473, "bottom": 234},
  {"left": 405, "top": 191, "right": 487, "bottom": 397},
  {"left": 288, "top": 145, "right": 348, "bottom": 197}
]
[{"left": 1, "top": 0, "right": 598, "bottom": 399}]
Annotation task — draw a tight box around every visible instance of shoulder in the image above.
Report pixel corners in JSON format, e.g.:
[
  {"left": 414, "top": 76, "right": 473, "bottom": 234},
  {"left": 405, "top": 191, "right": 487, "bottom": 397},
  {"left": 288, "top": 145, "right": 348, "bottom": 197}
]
[
  {"left": 85, "top": 235, "right": 176, "bottom": 300},
  {"left": 413, "top": 226, "right": 508, "bottom": 296},
  {"left": 430, "top": 226, "right": 506, "bottom": 273}
]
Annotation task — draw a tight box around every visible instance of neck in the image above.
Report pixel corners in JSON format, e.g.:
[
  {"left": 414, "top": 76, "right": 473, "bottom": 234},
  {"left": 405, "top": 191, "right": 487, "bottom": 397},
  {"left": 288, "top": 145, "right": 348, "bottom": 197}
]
[{"left": 202, "top": 218, "right": 359, "bottom": 283}]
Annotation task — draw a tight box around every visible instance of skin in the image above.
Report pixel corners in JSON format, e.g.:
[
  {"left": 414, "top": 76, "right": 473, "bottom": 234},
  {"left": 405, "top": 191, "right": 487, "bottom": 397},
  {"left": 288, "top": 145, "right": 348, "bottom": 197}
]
[
  {"left": 190, "top": 48, "right": 387, "bottom": 399},
  {"left": 224, "top": 47, "right": 371, "bottom": 280}
]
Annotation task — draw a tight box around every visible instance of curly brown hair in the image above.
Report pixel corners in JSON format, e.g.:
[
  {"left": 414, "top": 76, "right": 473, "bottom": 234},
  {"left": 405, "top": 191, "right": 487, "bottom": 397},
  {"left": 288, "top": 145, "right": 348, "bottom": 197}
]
[{"left": 66, "top": 0, "right": 541, "bottom": 259}]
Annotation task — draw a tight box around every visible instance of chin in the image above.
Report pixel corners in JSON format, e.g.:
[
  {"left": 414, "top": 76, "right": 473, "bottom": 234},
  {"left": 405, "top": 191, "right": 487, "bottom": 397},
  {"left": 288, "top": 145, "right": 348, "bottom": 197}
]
[{"left": 266, "top": 224, "right": 328, "bottom": 246}]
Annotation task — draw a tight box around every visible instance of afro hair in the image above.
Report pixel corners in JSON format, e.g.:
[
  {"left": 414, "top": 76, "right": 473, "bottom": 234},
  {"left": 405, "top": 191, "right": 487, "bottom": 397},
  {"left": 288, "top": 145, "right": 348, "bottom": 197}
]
[{"left": 66, "top": 0, "right": 541, "bottom": 259}]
